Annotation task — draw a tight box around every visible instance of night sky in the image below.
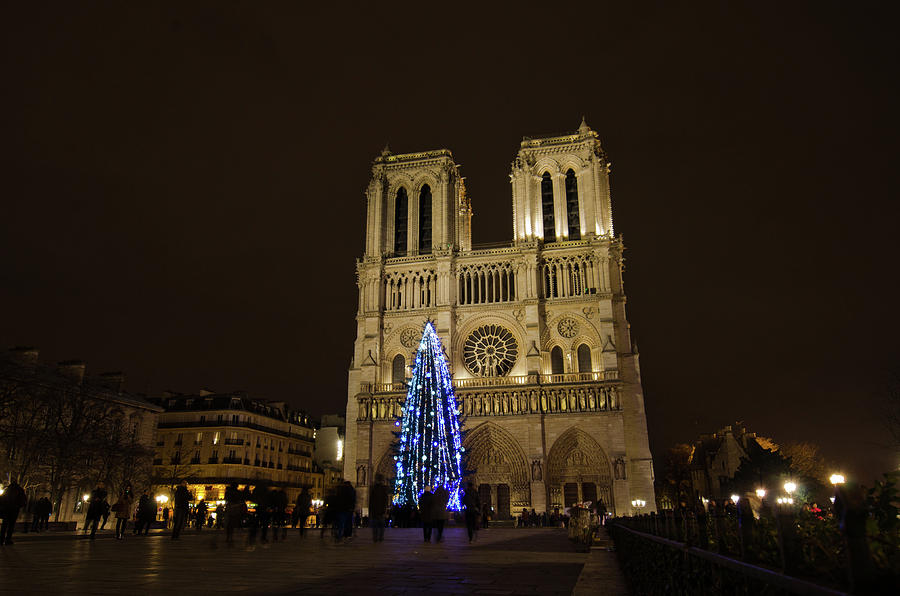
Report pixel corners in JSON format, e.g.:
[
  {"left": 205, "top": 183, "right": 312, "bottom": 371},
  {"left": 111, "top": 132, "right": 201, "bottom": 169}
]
[{"left": 3, "top": 3, "right": 898, "bottom": 482}]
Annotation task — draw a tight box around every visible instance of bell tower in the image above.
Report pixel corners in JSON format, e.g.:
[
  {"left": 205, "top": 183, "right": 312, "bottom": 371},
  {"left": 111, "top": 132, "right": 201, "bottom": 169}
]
[
  {"left": 510, "top": 118, "right": 614, "bottom": 244},
  {"left": 364, "top": 146, "right": 471, "bottom": 259}
]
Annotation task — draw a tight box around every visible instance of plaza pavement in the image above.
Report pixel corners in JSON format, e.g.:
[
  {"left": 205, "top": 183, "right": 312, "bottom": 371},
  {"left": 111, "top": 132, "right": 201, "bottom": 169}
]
[{"left": 0, "top": 525, "right": 627, "bottom": 595}]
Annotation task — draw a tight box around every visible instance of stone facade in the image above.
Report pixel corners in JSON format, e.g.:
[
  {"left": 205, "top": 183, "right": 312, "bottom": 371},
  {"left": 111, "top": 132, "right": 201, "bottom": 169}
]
[
  {"left": 151, "top": 393, "right": 322, "bottom": 504},
  {"left": 345, "top": 120, "right": 656, "bottom": 517}
]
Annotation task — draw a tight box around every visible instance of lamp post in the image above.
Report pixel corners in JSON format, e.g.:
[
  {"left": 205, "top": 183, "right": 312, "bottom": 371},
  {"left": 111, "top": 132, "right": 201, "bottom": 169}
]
[
  {"left": 631, "top": 499, "right": 646, "bottom": 515},
  {"left": 829, "top": 473, "right": 845, "bottom": 486},
  {"left": 755, "top": 488, "right": 766, "bottom": 499}
]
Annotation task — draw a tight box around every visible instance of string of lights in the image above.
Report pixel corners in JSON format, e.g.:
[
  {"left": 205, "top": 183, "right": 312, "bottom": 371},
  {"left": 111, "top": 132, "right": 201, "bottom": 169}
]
[{"left": 393, "top": 322, "right": 464, "bottom": 510}]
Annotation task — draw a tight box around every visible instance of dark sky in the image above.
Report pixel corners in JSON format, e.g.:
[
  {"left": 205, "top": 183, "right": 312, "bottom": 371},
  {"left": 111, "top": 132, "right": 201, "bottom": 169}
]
[{"left": 3, "top": 2, "right": 898, "bottom": 482}]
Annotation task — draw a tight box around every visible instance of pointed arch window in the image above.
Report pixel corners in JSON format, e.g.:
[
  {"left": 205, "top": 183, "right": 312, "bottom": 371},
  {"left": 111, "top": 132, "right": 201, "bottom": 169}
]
[
  {"left": 541, "top": 172, "right": 556, "bottom": 242},
  {"left": 577, "top": 343, "right": 592, "bottom": 373},
  {"left": 394, "top": 188, "right": 408, "bottom": 255},
  {"left": 565, "top": 169, "right": 580, "bottom": 240},
  {"left": 392, "top": 354, "right": 406, "bottom": 385},
  {"left": 550, "top": 346, "right": 564, "bottom": 375},
  {"left": 418, "top": 184, "right": 432, "bottom": 254}
]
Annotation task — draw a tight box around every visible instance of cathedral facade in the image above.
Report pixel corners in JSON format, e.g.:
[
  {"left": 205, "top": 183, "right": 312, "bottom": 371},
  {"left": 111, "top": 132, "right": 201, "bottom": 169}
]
[{"left": 344, "top": 120, "right": 656, "bottom": 517}]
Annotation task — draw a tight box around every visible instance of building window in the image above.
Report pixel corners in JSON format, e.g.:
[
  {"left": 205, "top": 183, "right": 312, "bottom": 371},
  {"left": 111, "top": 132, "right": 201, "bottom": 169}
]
[
  {"left": 195, "top": 432, "right": 202, "bottom": 445},
  {"left": 213, "top": 431, "right": 220, "bottom": 445},
  {"left": 199, "top": 415, "right": 205, "bottom": 423},
  {"left": 394, "top": 187, "right": 408, "bottom": 255},
  {"left": 392, "top": 354, "right": 405, "bottom": 385},
  {"left": 550, "top": 346, "right": 564, "bottom": 375},
  {"left": 541, "top": 172, "right": 555, "bottom": 242},
  {"left": 565, "top": 169, "right": 580, "bottom": 240},
  {"left": 577, "top": 343, "right": 592, "bottom": 373},
  {"left": 418, "top": 184, "right": 432, "bottom": 254}
]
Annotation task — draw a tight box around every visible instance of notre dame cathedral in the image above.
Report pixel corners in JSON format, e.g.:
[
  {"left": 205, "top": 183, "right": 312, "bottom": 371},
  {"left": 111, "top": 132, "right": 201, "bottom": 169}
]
[{"left": 344, "top": 119, "right": 656, "bottom": 517}]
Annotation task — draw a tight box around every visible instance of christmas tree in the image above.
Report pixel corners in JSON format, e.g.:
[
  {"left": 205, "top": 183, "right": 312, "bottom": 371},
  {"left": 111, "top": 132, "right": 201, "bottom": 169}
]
[{"left": 393, "top": 321, "right": 464, "bottom": 510}]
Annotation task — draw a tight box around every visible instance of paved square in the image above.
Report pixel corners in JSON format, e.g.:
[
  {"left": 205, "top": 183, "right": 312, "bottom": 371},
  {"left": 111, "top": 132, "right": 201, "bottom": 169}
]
[{"left": 0, "top": 526, "right": 620, "bottom": 595}]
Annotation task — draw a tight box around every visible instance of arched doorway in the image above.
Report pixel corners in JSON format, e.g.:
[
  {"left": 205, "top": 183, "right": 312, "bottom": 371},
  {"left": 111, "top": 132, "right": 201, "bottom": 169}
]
[
  {"left": 546, "top": 427, "right": 613, "bottom": 511},
  {"left": 463, "top": 422, "right": 530, "bottom": 519}
]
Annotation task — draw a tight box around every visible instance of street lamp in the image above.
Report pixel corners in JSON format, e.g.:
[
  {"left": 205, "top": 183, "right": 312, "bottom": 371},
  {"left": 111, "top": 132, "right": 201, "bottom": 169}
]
[
  {"left": 829, "top": 473, "right": 845, "bottom": 486},
  {"left": 730, "top": 494, "right": 740, "bottom": 504},
  {"left": 631, "top": 499, "right": 646, "bottom": 513},
  {"left": 755, "top": 488, "right": 766, "bottom": 499},
  {"left": 784, "top": 481, "right": 797, "bottom": 495}
]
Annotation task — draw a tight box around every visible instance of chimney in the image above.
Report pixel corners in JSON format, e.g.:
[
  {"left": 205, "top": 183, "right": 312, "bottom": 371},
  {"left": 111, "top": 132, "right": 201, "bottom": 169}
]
[
  {"left": 97, "top": 371, "right": 125, "bottom": 392},
  {"left": 8, "top": 346, "right": 39, "bottom": 367},
  {"left": 57, "top": 360, "right": 86, "bottom": 385}
]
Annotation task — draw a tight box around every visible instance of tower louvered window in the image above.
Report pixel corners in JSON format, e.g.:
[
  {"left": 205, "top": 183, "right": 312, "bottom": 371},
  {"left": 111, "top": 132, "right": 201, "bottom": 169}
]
[
  {"left": 541, "top": 172, "right": 556, "bottom": 242},
  {"left": 419, "top": 184, "right": 432, "bottom": 254},
  {"left": 394, "top": 188, "right": 408, "bottom": 255},
  {"left": 565, "top": 169, "right": 580, "bottom": 240}
]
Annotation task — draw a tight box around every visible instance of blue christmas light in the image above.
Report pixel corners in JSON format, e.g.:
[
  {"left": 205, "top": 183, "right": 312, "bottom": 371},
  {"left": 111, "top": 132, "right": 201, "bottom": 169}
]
[{"left": 393, "top": 322, "right": 464, "bottom": 511}]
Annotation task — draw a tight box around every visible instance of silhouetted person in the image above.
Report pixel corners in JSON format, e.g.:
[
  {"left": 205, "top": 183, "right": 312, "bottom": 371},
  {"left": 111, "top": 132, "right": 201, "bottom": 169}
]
[
  {"left": 224, "top": 482, "right": 243, "bottom": 545},
  {"left": 272, "top": 489, "right": 288, "bottom": 540},
  {"left": 31, "top": 497, "right": 51, "bottom": 532},
  {"left": 84, "top": 482, "right": 108, "bottom": 540},
  {"left": 171, "top": 481, "right": 192, "bottom": 540},
  {"left": 251, "top": 486, "right": 271, "bottom": 543},
  {"left": 432, "top": 485, "right": 450, "bottom": 542},
  {"left": 462, "top": 483, "right": 481, "bottom": 543},
  {"left": 336, "top": 481, "right": 356, "bottom": 541},
  {"left": 0, "top": 481, "right": 27, "bottom": 545},
  {"left": 195, "top": 499, "right": 208, "bottom": 531},
  {"left": 369, "top": 474, "right": 390, "bottom": 543},
  {"left": 419, "top": 486, "right": 435, "bottom": 543},
  {"left": 294, "top": 488, "right": 312, "bottom": 537},
  {"left": 134, "top": 493, "right": 153, "bottom": 535},
  {"left": 113, "top": 484, "right": 133, "bottom": 539},
  {"left": 100, "top": 500, "right": 111, "bottom": 529}
]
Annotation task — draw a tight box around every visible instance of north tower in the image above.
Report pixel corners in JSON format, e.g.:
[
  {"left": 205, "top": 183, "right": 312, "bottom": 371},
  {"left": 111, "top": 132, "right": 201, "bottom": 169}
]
[{"left": 345, "top": 120, "right": 656, "bottom": 516}]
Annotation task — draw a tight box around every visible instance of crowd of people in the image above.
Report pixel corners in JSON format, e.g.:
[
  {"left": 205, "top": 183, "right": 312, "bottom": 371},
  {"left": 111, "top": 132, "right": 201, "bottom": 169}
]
[{"left": 1, "top": 477, "right": 581, "bottom": 547}]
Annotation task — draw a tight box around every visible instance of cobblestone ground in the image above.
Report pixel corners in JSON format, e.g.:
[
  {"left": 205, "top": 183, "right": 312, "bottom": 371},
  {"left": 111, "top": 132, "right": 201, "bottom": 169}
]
[{"left": 0, "top": 526, "right": 626, "bottom": 595}]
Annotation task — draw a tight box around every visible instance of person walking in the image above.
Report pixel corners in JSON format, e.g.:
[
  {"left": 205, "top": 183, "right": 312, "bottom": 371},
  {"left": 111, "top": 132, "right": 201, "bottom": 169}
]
[
  {"left": 224, "top": 482, "right": 244, "bottom": 545},
  {"left": 38, "top": 497, "right": 52, "bottom": 531},
  {"left": 431, "top": 484, "right": 450, "bottom": 542},
  {"left": 462, "top": 483, "right": 481, "bottom": 543},
  {"left": 84, "top": 482, "right": 108, "bottom": 540},
  {"left": 368, "top": 474, "right": 390, "bottom": 543},
  {"left": 162, "top": 506, "right": 169, "bottom": 528},
  {"left": 335, "top": 481, "right": 356, "bottom": 542},
  {"left": 419, "top": 486, "right": 435, "bottom": 543},
  {"left": 293, "top": 488, "right": 312, "bottom": 537},
  {"left": 113, "top": 484, "right": 133, "bottom": 539},
  {"left": 0, "top": 481, "right": 27, "bottom": 545},
  {"left": 170, "top": 481, "right": 192, "bottom": 540},
  {"left": 133, "top": 493, "right": 152, "bottom": 535},
  {"left": 194, "top": 498, "right": 208, "bottom": 531},
  {"left": 100, "top": 499, "right": 111, "bottom": 530}
]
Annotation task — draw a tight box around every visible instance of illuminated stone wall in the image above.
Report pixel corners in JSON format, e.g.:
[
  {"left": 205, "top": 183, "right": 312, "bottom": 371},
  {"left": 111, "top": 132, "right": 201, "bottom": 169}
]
[{"left": 345, "top": 121, "right": 656, "bottom": 517}]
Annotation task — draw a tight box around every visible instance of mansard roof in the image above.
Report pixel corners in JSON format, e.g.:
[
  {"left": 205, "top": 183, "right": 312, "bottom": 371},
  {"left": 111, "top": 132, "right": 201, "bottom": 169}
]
[{"left": 151, "top": 391, "right": 313, "bottom": 427}]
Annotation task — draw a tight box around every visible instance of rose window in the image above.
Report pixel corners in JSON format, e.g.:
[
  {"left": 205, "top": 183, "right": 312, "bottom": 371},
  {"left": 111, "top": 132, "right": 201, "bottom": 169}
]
[
  {"left": 400, "top": 327, "right": 420, "bottom": 348},
  {"left": 463, "top": 325, "right": 518, "bottom": 377},
  {"left": 557, "top": 317, "right": 579, "bottom": 338}
]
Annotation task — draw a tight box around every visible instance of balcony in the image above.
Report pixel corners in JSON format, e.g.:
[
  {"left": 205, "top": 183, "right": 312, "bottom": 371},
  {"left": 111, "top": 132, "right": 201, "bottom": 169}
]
[
  {"left": 361, "top": 370, "right": 619, "bottom": 394},
  {"left": 224, "top": 438, "right": 244, "bottom": 445},
  {"left": 190, "top": 457, "right": 201, "bottom": 464},
  {"left": 207, "top": 457, "right": 219, "bottom": 464},
  {"left": 222, "top": 457, "right": 242, "bottom": 464}
]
